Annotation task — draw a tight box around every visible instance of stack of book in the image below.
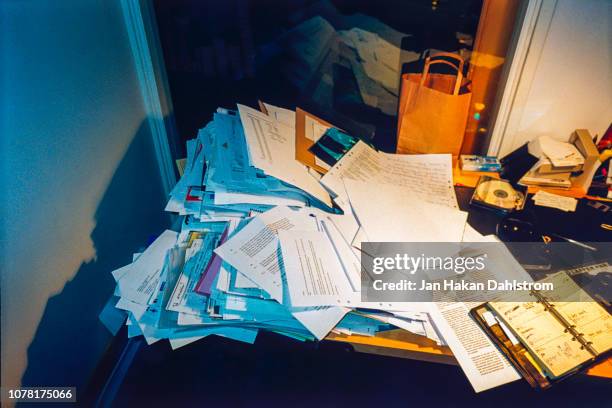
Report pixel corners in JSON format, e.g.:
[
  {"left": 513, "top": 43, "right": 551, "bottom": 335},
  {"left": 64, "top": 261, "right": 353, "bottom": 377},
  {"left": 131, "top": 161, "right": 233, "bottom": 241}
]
[{"left": 519, "top": 136, "right": 585, "bottom": 189}]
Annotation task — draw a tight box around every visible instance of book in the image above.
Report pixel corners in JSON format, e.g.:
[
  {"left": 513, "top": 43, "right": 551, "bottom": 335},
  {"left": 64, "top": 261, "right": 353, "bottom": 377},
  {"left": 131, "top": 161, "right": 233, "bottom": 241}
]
[
  {"left": 471, "top": 272, "right": 612, "bottom": 388},
  {"left": 519, "top": 171, "right": 572, "bottom": 188}
]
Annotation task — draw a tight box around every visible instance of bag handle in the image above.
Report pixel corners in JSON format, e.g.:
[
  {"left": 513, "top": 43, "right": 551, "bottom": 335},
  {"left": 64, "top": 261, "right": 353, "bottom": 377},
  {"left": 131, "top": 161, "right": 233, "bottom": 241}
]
[
  {"left": 419, "top": 52, "right": 465, "bottom": 96},
  {"left": 423, "top": 51, "right": 466, "bottom": 71}
]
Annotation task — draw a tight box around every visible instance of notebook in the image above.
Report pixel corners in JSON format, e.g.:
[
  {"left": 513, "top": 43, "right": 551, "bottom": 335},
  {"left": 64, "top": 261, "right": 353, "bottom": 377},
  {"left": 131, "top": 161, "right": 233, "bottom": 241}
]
[{"left": 471, "top": 272, "right": 612, "bottom": 388}]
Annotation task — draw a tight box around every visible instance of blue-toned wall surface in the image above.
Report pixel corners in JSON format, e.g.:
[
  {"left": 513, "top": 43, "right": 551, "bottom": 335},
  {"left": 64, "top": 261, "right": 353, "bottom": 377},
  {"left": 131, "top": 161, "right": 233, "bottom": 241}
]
[{"left": 0, "top": 0, "right": 171, "bottom": 391}]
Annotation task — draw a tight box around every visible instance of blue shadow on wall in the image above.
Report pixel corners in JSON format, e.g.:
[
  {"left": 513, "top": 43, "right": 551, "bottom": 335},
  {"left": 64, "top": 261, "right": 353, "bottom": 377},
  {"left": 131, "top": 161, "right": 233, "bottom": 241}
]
[{"left": 20, "top": 120, "right": 172, "bottom": 394}]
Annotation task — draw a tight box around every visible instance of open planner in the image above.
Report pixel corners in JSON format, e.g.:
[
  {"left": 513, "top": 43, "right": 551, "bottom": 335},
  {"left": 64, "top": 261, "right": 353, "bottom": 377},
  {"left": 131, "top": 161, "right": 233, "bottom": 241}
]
[{"left": 471, "top": 272, "right": 612, "bottom": 389}]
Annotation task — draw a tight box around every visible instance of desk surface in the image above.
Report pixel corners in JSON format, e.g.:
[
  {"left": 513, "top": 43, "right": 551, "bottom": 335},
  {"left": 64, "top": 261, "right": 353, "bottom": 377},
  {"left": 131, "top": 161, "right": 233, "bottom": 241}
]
[
  {"left": 325, "top": 183, "right": 612, "bottom": 379},
  {"left": 86, "top": 184, "right": 611, "bottom": 405}
]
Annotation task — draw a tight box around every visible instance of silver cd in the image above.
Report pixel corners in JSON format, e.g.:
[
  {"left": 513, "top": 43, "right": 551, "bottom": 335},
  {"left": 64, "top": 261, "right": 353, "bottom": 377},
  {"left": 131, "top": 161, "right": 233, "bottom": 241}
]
[{"left": 474, "top": 180, "right": 519, "bottom": 210}]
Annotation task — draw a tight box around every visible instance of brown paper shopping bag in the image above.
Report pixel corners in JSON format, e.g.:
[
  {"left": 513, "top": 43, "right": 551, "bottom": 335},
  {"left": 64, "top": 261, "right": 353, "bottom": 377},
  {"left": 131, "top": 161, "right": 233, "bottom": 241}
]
[{"left": 397, "top": 52, "right": 472, "bottom": 156}]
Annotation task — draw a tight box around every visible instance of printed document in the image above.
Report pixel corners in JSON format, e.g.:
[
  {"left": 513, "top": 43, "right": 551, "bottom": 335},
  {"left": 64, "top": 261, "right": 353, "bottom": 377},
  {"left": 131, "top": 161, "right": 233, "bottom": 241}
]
[
  {"left": 279, "top": 230, "right": 357, "bottom": 307},
  {"left": 237, "top": 104, "right": 332, "bottom": 206},
  {"left": 429, "top": 302, "right": 521, "bottom": 392},
  {"left": 117, "top": 230, "right": 178, "bottom": 305},
  {"left": 214, "top": 207, "right": 319, "bottom": 302}
]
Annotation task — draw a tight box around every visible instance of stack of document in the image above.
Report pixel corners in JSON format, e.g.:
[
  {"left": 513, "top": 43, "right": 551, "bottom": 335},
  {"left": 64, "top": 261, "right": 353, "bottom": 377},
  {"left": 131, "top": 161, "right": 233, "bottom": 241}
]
[
  {"left": 101, "top": 102, "right": 521, "bottom": 392},
  {"left": 520, "top": 135, "right": 585, "bottom": 189},
  {"left": 103, "top": 103, "right": 442, "bottom": 350},
  {"left": 165, "top": 106, "right": 333, "bottom": 220}
]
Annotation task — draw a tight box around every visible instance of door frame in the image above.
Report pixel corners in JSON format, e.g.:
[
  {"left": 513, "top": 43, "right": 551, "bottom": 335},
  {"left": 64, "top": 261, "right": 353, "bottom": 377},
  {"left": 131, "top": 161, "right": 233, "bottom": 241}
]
[
  {"left": 486, "top": 0, "right": 558, "bottom": 156},
  {"left": 120, "top": 0, "right": 179, "bottom": 196}
]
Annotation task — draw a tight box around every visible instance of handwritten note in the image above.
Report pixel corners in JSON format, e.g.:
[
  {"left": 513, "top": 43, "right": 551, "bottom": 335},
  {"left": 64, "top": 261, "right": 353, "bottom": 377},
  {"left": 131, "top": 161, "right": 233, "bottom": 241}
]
[
  {"left": 320, "top": 141, "right": 458, "bottom": 209},
  {"left": 532, "top": 190, "right": 577, "bottom": 212}
]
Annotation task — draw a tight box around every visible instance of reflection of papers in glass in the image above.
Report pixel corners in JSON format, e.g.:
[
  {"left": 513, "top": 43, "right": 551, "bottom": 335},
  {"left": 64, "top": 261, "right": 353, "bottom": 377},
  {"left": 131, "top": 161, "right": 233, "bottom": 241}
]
[{"left": 339, "top": 28, "right": 418, "bottom": 96}]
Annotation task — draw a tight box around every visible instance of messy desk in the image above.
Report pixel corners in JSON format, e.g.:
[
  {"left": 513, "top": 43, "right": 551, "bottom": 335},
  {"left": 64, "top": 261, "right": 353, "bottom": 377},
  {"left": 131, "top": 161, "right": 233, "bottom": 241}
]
[{"left": 92, "top": 103, "right": 612, "bottom": 403}]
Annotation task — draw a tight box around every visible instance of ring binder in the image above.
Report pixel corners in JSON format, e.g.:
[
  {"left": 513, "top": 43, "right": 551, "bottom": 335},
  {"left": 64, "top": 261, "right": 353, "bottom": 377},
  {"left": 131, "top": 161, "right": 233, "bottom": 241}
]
[
  {"left": 529, "top": 289, "right": 600, "bottom": 356},
  {"left": 470, "top": 271, "right": 612, "bottom": 389}
]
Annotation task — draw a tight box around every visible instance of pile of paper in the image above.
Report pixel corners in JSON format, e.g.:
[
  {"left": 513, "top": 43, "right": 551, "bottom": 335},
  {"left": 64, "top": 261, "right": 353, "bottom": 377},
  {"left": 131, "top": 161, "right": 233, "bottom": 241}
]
[
  {"left": 165, "top": 105, "right": 333, "bottom": 220},
  {"left": 102, "top": 104, "right": 443, "bottom": 350},
  {"left": 101, "top": 102, "right": 523, "bottom": 392}
]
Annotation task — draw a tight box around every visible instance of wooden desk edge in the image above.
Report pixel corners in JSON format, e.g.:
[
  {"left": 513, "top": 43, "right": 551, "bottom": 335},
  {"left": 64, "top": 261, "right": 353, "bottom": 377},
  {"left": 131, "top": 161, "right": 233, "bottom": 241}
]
[
  {"left": 326, "top": 331, "right": 612, "bottom": 378},
  {"left": 325, "top": 330, "right": 456, "bottom": 366}
]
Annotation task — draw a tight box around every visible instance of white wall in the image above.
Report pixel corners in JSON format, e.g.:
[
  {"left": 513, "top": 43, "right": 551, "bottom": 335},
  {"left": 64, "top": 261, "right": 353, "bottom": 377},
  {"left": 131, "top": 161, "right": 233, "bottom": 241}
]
[
  {"left": 1, "top": 0, "right": 170, "bottom": 391},
  {"left": 497, "top": 0, "right": 611, "bottom": 157}
]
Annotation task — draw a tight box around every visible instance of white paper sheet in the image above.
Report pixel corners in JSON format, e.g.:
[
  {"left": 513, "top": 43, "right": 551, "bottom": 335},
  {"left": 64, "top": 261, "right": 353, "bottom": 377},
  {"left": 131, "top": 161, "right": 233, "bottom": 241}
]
[
  {"left": 304, "top": 115, "right": 332, "bottom": 170},
  {"left": 237, "top": 104, "right": 332, "bottom": 206},
  {"left": 117, "top": 230, "right": 178, "bottom": 305},
  {"left": 290, "top": 306, "right": 350, "bottom": 340},
  {"left": 234, "top": 269, "right": 260, "bottom": 289},
  {"left": 344, "top": 179, "right": 468, "bottom": 242},
  {"left": 321, "top": 141, "right": 458, "bottom": 209},
  {"left": 214, "top": 190, "right": 306, "bottom": 207},
  {"left": 166, "top": 238, "right": 210, "bottom": 315},
  {"left": 425, "top": 244, "right": 533, "bottom": 391},
  {"left": 318, "top": 214, "right": 361, "bottom": 290},
  {"left": 214, "top": 207, "right": 319, "bottom": 301},
  {"left": 279, "top": 230, "right": 358, "bottom": 307},
  {"left": 537, "top": 136, "right": 584, "bottom": 167},
  {"left": 461, "top": 224, "right": 499, "bottom": 243},
  {"left": 428, "top": 302, "right": 520, "bottom": 392},
  {"left": 532, "top": 190, "right": 577, "bottom": 212},
  {"left": 263, "top": 102, "right": 296, "bottom": 128}
]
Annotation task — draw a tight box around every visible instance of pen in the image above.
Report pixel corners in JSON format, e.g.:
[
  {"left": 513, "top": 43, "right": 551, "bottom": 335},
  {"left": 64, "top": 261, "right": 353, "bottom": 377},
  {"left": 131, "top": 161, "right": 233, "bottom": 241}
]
[{"left": 543, "top": 233, "right": 597, "bottom": 251}]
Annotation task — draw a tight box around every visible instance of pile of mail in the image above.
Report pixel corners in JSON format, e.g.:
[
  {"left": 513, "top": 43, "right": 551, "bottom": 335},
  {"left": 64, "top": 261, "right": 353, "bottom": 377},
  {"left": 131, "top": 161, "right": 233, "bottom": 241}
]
[{"left": 102, "top": 102, "right": 522, "bottom": 392}]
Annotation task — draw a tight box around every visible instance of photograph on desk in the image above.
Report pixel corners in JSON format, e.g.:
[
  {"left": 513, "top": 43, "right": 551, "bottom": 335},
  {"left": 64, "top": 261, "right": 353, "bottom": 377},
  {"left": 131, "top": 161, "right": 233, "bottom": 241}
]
[{"left": 2, "top": 0, "right": 612, "bottom": 407}]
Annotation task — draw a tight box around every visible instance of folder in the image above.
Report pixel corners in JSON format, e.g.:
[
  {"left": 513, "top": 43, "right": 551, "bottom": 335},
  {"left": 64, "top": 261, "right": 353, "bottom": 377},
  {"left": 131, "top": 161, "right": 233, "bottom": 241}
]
[{"left": 295, "top": 108, "right": 338, "bottom": 174}]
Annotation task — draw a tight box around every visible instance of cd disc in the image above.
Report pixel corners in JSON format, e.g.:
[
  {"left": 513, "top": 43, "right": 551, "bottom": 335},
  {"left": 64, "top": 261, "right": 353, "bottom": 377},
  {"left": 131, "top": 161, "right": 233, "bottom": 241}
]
[{"left": 474, "top": 180, "right": 518, "bottom": 210}]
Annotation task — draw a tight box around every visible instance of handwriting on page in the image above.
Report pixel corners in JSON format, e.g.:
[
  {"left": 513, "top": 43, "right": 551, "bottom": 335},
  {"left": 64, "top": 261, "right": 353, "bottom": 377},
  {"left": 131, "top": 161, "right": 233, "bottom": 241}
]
[
  {"left": 321, "top": 141, "right": 458, "bottom": 209},
  {"left": 490, "top": 299, "right": 592, "bottom": 377},
  {"left": 541, "top": 272, "right": 612, "bottom": 356}
]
